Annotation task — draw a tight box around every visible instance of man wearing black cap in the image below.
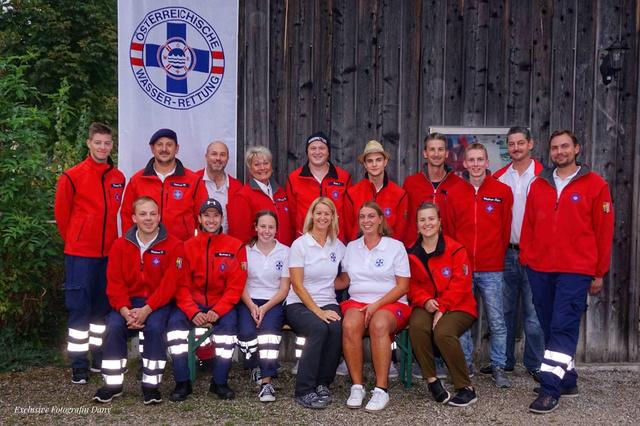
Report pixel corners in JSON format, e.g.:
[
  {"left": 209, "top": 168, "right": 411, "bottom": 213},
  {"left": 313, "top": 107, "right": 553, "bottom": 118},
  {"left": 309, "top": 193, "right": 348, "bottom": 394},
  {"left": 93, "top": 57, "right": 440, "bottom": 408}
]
[
  {"left": 286, "top": 131, "right": 352, "bottom": 241},
  {"left": 121, "top": 128, "right": 208, "bottom": 242}
]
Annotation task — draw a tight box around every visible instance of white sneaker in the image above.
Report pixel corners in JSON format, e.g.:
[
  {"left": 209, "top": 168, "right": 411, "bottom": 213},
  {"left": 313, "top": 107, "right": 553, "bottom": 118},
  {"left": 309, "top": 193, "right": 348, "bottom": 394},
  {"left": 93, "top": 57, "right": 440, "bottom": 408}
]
[
  {"left": 258, "top": 383, "right": 276, "bottom": 402},
  {"left": 335, "top": 360, "right": 349, "bottom": 376},
  {"left": 346, "top": 384, "right": 366, "bottom": 409},
  {"left": 365, "top": 387, "right": 389, "bottom": 412},
  {"left": 388, "top": 362, "right": 399, "bottom": 379},
  {"left": 291, "top": 360, "right": 299, "bottom": 375}
]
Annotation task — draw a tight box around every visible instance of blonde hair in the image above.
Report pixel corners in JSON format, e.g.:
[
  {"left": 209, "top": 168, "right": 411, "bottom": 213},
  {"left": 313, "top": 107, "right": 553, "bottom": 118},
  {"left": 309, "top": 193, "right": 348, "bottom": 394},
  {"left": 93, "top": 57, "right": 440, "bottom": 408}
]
[
  {"left": 245, "top": 145, "right": 273, "bottom": 167},
  {"left": 302, "top": 197, "right": 339, "bottom": 242},
  {"left": 358, "top": 201, "right": 390, "bottom": 237},
  {"left": 132, "top": 196, "right": 158, "bottom": 214}
]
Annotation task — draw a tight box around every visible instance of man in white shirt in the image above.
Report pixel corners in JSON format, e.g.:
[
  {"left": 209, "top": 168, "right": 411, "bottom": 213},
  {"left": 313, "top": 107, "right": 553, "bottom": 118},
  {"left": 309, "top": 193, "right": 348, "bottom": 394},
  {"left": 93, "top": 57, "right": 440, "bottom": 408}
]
[{"left": 490, "top": 126, "right": 544, "bottom": 380}]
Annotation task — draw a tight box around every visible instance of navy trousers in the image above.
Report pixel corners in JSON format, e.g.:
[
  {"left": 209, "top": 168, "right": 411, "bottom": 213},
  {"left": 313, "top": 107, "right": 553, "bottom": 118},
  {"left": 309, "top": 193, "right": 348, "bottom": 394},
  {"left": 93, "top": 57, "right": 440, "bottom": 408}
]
[{"left": 527, "top": 268, "right": 591, "bottom": 399}]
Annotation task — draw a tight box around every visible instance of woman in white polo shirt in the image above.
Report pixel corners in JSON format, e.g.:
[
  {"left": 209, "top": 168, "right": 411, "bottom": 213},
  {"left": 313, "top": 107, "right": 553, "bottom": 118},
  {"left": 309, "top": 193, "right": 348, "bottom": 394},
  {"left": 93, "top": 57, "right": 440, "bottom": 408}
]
[
  {"left": 336, "top": 201, "right": 410, "bottom": 412},
  {"left": 237, "top": 210, "right": 290, "bottom": 403},
  {"left": 285, "top": 196, "right": 346, "bottom": 410}
]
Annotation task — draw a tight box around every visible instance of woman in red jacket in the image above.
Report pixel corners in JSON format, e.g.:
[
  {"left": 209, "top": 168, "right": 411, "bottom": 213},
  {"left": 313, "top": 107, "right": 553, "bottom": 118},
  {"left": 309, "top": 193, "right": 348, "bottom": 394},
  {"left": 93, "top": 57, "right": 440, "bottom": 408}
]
[{"left": 408, "top": 202, "right": 478, "bottom": 407}]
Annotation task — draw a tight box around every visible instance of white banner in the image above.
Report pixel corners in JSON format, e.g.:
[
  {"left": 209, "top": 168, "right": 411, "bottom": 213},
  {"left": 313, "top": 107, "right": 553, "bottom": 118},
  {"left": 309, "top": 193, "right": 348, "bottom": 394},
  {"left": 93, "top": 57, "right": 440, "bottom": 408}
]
[{"left": 117, "top": 0, "right": 239, "bottom": 180}]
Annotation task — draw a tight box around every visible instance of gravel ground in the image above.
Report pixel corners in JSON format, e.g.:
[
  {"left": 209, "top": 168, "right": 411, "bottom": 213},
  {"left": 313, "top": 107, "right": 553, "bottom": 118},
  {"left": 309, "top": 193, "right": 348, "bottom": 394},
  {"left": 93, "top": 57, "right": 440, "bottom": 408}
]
[{"left": 1, "top": 362, "right": 639, "bottom": 425}]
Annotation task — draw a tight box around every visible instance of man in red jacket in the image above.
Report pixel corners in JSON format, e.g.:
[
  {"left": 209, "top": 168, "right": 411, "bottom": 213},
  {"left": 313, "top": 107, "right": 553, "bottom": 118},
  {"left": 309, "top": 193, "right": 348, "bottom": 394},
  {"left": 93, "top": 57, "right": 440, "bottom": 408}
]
[
  {"left": 121, "top": 128, "right": 208, "bottom": 241},
  {"left": 343, "top": 140, "right": 409, "bottom": 242},
  {"left": 54, "top": 122, "right": 125, "bottom": 385},
  {"left": 93, "top": 197, "right": 184, "bottom": 405},
  {"left": 488, "top": 126, "right": 545, "bottom": 380},
  {"left": 521, "top": 130, "right": 614, "bottom": 414},
  {"left": 166, "top": 199, "right": 247, "bottom": 401},
  {"left": 286, "top": 131, "right": 352, "bottom": 242},
  {"left": 402, "top": 133, "right": 464, "bottom": 246},
  {"left": 446, "top": 143, "right": 513, "bottom": 388}
]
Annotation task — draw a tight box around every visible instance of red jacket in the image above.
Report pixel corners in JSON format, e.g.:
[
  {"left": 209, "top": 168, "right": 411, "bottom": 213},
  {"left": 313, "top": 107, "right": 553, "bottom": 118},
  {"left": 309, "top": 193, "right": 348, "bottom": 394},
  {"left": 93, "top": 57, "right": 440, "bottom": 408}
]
[
  {"left": 54, "top": 156, "right": 125, "bottom": 257},
  {"left": 121, "top": 159, "right": 208, "bottom": 241},
  {"left": 343, "top": 174, "right": 409, "bottom": 242},
  {"left": 227, "top": 178, "right": 294, "bottom": 246},
  {"left": 445, "top": 173, "right": 513, "bottom": 272},
  {"left": 492, "top": 159, "right": 544, "bottom": 180},
  {"left": 402, "top": 166, "right": 464, "bottom": 247},
  {"left": 286, "top": 162, "right": 352, "bottom": 241},
  {"left": 176, "top": 232, "right": 247, "bottom": 319},
  {"left": 196, "top": 168, "right": 243, "bottom": 206},
  {"left": 520, "top": 165, "right": 614, "bottom": 278},
  {"left": 106, "top": 224, "right": 184, "bottom": 311},
  {"left": 407, "top": 235, "right": 477, "bottom": 318}
]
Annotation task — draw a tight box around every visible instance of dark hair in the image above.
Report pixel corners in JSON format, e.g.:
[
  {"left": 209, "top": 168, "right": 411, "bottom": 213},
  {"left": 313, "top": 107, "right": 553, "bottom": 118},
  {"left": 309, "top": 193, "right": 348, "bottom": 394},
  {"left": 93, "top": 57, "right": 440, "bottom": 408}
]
[
  {"left": 357, "top": 201, "right": 390, "bottom": 237},
  {"left": 88, "top": 122, "right": 112, "bottom": 139},
  {"left": 416, "top": 201, "right": 441, "bottom": 221},
  {"left": 507, "top": 126, "right": 531, "bottom": 140},
  {"left": 549, "top": 129, "right": 579, "bottom": 146},
  {"left": 423, "top": 132, "right": 447, "bottom": 149},
  {"left": 249, "top": 210, "right": 279, "bottom": 246}
]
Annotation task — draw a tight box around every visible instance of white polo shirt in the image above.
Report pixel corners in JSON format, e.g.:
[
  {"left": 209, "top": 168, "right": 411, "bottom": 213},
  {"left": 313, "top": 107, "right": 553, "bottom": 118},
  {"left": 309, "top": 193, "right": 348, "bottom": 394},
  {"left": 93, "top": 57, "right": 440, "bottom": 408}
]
[
  {"left": 342, "top": 236, "right": 410, "bottom": 304},
  {"left": 286, "top": 233, "right": 346, "bottom": 306},
  {"left": 245, "top": 241, "right": 290, "bottom": 300},
  {"left": 497, "top": 160, "right": 537, "bottom": 244},
  {"left": 203, "top": 170, "right": 230, "bottom": 233}
]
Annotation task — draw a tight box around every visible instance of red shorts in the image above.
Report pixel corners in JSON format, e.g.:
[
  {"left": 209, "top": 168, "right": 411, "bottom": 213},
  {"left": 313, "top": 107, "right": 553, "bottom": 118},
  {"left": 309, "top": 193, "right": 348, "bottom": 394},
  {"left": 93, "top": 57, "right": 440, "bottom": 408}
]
[{"left": 340, "top": 299, "right": 411, "bottom": 332}]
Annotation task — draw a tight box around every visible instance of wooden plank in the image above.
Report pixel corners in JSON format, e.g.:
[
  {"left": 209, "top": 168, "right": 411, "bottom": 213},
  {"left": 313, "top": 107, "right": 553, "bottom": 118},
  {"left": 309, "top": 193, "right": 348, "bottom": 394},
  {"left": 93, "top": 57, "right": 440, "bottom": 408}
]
[
  {"left": 312, "top": 0, "right": 333, "bottom": 134},
  {"left": 330, "top": 0, "right": 358, "bottom": 171},
  {"left": 418, "top": 0, "right": 447, "bottom": 167},
  {"left": 462, "top": 0, "right": 489, "bottom": 126},
  {"left": 549, "top": 0, "right": 576, "bottom": 131},
  {"left": 396, "top": 0, "right": 422, "bottom": 181},
  {"left": 485, "top": 0, "right": 507, "bottom": 126},
  {"left": 506, "top": 0, "right": 532, "bottom": 125},
  {"left": 631, "top": 22, "right": 640, "bottom": 360},
  {"left": 530, "top": 0, "right": 553, "bottom": 161},
  {"left": 379, "top": 0, "right": 402, "bottom": 181},
  {"left": 269, "top": 0, "right": 288, "bottom": 184},
  {"left": 443, "top": 0, "right": 464, "bottom": 125}
]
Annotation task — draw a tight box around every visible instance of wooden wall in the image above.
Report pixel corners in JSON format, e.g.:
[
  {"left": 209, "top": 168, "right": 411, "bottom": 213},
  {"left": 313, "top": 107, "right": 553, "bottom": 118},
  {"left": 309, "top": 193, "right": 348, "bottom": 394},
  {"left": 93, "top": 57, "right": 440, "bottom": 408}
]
[{"left": 237, "top": 0, "right": 640, "bottom": 362}]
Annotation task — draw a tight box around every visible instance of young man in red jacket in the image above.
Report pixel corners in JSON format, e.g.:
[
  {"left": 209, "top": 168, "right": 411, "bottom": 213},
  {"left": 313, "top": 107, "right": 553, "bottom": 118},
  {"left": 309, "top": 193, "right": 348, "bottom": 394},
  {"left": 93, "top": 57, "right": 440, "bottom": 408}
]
[
  {"left": 343, "top": 140, "right": 409, "bottom": 242},
  {"left": 166, "top": 199, "right": 247, "bottom": 401},
  {"left": 121, "top": 128, "right": 208, "bottom": 242},
  {"left": 446, "top": 143, "right": 514, "bottom": 388},
  {"left": 286, "top": 131, "right": 352, "bottom": 242},
  {"left": 402, "top": 133, "right": 464, "bottom": 247},
  {"left": 93, "top": 197, "right": 184, "bottom": 404},
  {"left": 487, "top": 126, "right": 545, "bottom": 380},
  {"left": 54, "top": 122, "right": 125, "bottom": 385},
  {"left": 521, "top": 130, "right": 614, "bottom": 414}
]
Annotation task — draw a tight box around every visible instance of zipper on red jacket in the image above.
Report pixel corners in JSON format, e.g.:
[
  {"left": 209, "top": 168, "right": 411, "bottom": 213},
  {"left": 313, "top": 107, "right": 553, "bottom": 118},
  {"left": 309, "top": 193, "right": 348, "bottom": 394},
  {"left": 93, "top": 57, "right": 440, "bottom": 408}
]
[
  {"left": 472, "top": 192, "right": 478, "bottom": 271},
  {"left": 160, "top": 180, "right": 166, "bottom": 223},
  {"left": 204, "top": 236, "right": 211, "bottom": 306},
  {"left": 99, "top": 167, "right": 111, "bottom": 257},
  {"left": 424, "top": 259, "right": 439, "bottom": 298}
]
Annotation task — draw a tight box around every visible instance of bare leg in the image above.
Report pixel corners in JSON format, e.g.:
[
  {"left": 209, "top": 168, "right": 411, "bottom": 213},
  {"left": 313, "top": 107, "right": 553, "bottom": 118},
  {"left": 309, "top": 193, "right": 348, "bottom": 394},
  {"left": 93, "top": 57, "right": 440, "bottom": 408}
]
[
  {"left": 342, "top": 309, "right": 365, "bottom": 384},
  {"left": 368, "top": 310, "right": 397, "bottom": 389}
]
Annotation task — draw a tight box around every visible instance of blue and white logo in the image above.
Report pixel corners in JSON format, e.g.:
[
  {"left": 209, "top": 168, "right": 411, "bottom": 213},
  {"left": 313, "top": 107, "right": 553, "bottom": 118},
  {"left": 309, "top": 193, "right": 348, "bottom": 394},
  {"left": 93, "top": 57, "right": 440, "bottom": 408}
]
[
  {"left": 375, "top": 258, "right": 384, "bottom": 267},
  {"left": 329, "top": 252, "right": 337, "bottom": 263},
  {"left": 441, "top": 267, "right": 452, "bottom": 278},
  {"left": 485, "top": 204, "right": 495, "bottom": 213},
  {"left": 152, "top": 257, "right": 161, "bottom": 266},
  {"left": 331, "top": 190, "right": 339, "bottom": 200},
  {"left": 130, "top": 7, "right": 225, "bottom": 110},
  {"left": 173, "top": 189, "right": 184, "bottom": 200},
  {"left": 219, "top": 262, "right": 227, "bottom": 272},
  {"left": 275, "top": 260, "right": 283, "bottom": 271},
  {"left": 570, "top": 193, "right": 581, "bottom": 203},
  {"left": 383, "top": 208, "right": 392, "bottom": 217}
]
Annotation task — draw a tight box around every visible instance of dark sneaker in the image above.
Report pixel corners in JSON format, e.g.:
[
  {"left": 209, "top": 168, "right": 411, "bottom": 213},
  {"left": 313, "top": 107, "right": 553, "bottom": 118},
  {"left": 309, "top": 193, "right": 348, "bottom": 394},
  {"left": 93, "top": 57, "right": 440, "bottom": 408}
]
[
  {"left": 533, "top": 386, "right": 579, "bottom": 398},
  {"left": 528, "top": 369, "right": 542, "bottom": 383},
  {"left": 72, "top": 368, "right": 89, "bottom": 384},
  {"left": 210, "top": 383, "right": 235, "bottom": 400},
  {"left": 428, "top": 379, "right": 451, "bottom": 404},
  {"left": 169, "top": 381, "right": 193, "bottom": 402},
  {"left": 90, "top": 358, "right": 102, "bottom": 373},
  {"left": 295, "top": 392, "right": 328, "bottom": 409},
  {"left": 480, "top": 364, "right": 514, "bottom": 375},
  {"left": 316, "top": 385, "right": 331, "bottom": 403},
  {"left": 529, "top": 393, "right": 559, "bottom": 414},
  {"left": 448, "top": 387, "right": 478, "bottom": 407},
  {"left": 142, "top": 387, "right": 163, "bottom": 405},
  {"left": 492, "top": 367, "right": 512, "bottom": 388},
  {"left": 258, "top": 383, "right": 276, "bottom": 402},
  {"left": 93, "top": 386, "right": 123, "bottom": 403},
  {"left": 198, "top": 359, "right": 213, "bottom": 372},
  {"left": 251, "top": 367, "right": 262, "bottom": 385}
]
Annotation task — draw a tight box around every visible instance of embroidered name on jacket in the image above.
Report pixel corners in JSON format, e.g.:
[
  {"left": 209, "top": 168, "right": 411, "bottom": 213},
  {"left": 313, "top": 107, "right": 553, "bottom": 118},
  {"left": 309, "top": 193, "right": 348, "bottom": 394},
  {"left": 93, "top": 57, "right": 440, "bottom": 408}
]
[
  {"left": 328, "top": 181, "right": 344, "bottom": 186},
  {"left": 275, "top": 196, "right": 288, "bottom": 202},
  {"left": 111, "top": 183, "right": 124, "bottom": 188},
  {"left": 170, "top": 182, "right": 190, "bottom": 187},
  {"left": 482, "top": 196, "right": 503, "bottom": 203},
  {"left": 215, "top": 252, "right": 234, "bottom": 258},
  {"left": 149, "top": 249, "right": 166, "bottom": 255}
]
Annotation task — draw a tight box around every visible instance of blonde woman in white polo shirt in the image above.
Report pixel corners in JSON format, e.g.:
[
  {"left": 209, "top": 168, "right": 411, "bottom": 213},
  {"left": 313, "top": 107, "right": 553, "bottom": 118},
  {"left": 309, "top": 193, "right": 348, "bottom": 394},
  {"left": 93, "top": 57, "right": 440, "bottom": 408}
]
[
  {"left": 237, "top": 210, "right": 290, "bottom": 403},
  {"left": 336, "top": 201, "right": 410, "bottom": 412},
  {"left": 285, "top": 196, "right": 346, "bottom": 410}
]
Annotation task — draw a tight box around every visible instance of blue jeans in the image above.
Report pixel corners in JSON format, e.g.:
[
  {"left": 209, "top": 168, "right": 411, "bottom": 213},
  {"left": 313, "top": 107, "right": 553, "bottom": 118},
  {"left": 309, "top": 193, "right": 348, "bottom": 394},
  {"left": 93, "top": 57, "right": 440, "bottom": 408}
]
[
  {"left": 503, "top": 248, "right": 544, "bottom": 371},
  {"left": 461, "top": 272, "right": 508, "bottom": 368}
]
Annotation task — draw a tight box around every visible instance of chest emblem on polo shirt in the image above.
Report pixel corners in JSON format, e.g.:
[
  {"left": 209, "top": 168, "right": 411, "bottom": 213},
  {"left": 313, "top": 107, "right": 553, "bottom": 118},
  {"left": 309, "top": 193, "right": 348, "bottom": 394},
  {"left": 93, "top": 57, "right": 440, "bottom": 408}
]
[
  {"left": 219, "top": 262, "right": 227, "bottom": 272},
  {"left": 152, "top": 257, "right": 161, "bottom": 266},
  {"left": 383, "top": 208, "right": 392, "bottom": 217},
  {"left": 173, "top": 189, "right": 184, "bottom": 200},
  {"left": 441, "top": 267, "right": 452, "bottom": 278},
  {"left": 570, "top": 193, "right": 581, "bottom": 203},
  {"left": 275, "top": 260, "right": 283, "bottom": 271},
  {"left": 331, "top": 190, "right": 339, "bottom": 200},
  {"left": 375, "top": 258, "right": 384, "bottom": 267},
  {"left": 485, "top": 204, "right": 495, "bottom": 213},
  {"left": 329, "top": 252, "right": 337, "bottom": 263}
]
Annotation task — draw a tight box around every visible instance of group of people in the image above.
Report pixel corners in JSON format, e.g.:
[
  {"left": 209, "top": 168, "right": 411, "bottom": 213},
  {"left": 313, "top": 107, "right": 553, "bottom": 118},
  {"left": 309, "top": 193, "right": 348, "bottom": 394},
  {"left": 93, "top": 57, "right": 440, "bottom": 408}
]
[{"left": 54, "top": 123, "right": 614, "bottom": 415}]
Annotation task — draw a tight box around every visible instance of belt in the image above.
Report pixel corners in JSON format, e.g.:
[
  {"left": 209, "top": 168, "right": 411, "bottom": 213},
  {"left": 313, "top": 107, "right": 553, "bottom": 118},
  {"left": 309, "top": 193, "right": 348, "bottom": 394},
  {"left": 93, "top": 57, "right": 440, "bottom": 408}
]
[{"left": 509, "top": 243, "right": 520, "bottom": 250}]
